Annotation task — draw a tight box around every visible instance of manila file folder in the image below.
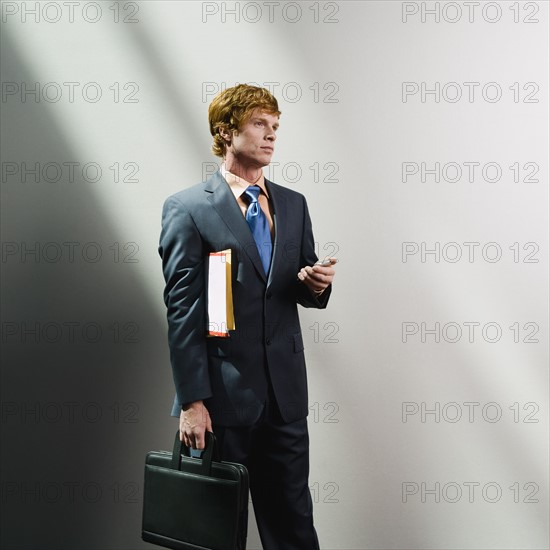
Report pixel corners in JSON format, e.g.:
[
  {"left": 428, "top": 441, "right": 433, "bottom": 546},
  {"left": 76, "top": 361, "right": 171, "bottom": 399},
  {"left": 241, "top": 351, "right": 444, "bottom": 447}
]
[{"left": 207, "top": 249, "right": 235, "bottom": 337}]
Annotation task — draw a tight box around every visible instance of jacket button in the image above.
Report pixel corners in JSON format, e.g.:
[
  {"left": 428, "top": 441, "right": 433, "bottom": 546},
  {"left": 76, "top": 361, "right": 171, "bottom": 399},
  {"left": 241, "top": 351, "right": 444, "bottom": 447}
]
[
  {"left": 266, "top": 291, "right": 272, "bottom": 299},
  {"left": 266, "top": 338, "right": 272, "bottom": 345}
]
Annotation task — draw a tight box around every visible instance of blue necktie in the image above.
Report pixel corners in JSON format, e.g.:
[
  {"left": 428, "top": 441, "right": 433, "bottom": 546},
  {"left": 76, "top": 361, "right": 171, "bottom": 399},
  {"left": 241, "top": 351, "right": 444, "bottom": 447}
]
[{"left": 244, "top": 185, "right": 272, "bottom": 275}]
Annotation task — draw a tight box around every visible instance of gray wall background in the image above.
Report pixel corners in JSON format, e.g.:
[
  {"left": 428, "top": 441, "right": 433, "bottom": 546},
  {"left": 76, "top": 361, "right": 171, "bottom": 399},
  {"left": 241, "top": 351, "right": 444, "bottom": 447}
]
[{"left": 1, "top": 1, "right": 548, "bottom": 549}]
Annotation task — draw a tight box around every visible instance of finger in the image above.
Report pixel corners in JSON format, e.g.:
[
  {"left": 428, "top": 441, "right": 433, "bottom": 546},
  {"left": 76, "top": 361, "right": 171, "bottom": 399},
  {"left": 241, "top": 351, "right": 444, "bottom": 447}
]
[
  {"left": 317, "top": 267, "right": 336, "bottom": 280},
  {"left": 307, "top": 269, "right": 324, "bottom": 280},
  {"left": 302, "top": 268, "right": 323, "bottom": 284},
  {"left": 307, "top": 271, "right": 328, "bottom": 284},
  {"left": 312, "top": 265, "right": 335, "bottom": 276},
  {"left": 307, "top": 268, "right": 330, "bottom": 284},
  {"left": 299, "top": 267, "right": 329, "bottom": 290},
  {"left": 194, "top": 428, "right": 206, "bottom": 450}
]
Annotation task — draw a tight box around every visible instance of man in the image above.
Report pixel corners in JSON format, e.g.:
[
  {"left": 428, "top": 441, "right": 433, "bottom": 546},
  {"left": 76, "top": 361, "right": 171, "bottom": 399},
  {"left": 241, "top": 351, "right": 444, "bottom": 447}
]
[{"left": 159, "top": 84, "right": 336, "bottom": 549}]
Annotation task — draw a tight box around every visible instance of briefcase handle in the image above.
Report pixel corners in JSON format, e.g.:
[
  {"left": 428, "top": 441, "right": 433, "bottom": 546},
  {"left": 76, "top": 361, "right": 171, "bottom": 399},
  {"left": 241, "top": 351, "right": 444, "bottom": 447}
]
[{"left": 171, "top": 430, "right": 220, "bottom": 476}]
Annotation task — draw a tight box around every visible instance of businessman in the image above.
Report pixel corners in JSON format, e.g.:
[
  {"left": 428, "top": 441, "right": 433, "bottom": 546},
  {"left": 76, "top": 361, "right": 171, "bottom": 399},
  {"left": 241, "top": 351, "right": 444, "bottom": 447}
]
[{"left": 159, "top": 84, "right": 336, "bottom": 549}]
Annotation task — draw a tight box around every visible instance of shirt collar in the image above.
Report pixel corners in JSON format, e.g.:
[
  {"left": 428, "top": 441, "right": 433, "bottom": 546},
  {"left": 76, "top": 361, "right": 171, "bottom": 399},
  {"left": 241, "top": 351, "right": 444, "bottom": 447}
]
[{"left": 220, "top": 163, "right": 270, "bottom": 200}]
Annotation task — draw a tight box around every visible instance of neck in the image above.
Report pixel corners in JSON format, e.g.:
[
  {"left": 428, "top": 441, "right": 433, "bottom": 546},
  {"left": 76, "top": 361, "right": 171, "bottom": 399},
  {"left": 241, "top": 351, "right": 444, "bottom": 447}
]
[{"left": 223, "top": 157, "right": 264, "bottom": 184}]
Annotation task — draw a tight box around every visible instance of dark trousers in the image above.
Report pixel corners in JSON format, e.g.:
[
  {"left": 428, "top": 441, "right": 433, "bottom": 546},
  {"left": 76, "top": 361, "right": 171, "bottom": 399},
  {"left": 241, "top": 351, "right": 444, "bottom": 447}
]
[{"left": 213, "top": 399, "right": 320, "bottom": 550}]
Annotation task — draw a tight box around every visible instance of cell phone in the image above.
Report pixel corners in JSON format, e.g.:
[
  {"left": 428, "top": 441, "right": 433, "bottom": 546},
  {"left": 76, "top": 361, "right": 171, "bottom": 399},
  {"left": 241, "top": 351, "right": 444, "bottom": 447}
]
[{"left": 315, "top": 258, "right": 337, "bottom": 266}]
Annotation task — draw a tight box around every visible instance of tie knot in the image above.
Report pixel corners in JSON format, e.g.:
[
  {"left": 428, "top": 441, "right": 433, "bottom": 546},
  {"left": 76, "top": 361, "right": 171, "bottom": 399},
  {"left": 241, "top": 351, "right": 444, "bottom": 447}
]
[{"left": 244, "top": 185, "right": 261, "bottom": 204}]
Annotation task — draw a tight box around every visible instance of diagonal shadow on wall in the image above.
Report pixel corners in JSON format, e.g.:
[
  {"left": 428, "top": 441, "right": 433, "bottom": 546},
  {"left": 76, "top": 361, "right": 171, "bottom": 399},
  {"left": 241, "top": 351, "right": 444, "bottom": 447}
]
[{"left": 0, "top": 27, "right": 176, "bottom": 550}]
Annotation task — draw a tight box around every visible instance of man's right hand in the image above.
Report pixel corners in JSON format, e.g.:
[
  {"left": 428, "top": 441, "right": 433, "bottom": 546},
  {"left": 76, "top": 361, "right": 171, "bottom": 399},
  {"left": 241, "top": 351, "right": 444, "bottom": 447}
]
[{"left": 179, "top": 400, "right": 212, "bottom": 450}]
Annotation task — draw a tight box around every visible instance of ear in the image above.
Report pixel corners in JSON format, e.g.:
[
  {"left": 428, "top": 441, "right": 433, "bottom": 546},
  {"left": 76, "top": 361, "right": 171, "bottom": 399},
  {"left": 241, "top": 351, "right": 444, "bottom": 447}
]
[{"left": 219, "top": 126, "right": 232, "bottom": 141}]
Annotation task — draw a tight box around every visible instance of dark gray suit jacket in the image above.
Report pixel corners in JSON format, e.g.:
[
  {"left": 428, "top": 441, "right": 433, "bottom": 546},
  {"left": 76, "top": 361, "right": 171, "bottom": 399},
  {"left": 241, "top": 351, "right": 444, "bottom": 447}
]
[{"left": 159, "top": 171, "right": 331, "bottom": 426}]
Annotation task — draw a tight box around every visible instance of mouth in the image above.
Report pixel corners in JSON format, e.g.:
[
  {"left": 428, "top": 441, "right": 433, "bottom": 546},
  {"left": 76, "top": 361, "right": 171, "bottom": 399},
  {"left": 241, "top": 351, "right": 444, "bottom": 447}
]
[{"left": 260, "top": 147, "right": 274, "bottom": 153}]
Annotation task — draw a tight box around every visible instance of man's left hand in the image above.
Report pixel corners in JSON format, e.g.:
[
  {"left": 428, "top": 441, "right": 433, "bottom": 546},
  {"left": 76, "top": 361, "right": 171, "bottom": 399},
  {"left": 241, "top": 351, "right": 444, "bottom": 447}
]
[{"left": 297, "top": 258, "right": 337, "bottom": 294}]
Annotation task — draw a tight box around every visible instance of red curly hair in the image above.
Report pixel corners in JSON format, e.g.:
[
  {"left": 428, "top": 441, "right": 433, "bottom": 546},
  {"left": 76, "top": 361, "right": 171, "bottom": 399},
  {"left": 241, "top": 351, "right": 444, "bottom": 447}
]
[{"left": 208, "top": 84, "right": 281, "bottom": 158}]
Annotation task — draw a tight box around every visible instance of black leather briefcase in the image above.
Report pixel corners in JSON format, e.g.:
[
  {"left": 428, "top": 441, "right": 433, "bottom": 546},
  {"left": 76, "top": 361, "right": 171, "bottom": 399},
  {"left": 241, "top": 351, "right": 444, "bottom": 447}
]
[{"left": 142, "top": 431, "right": 249, "bottom": 550}]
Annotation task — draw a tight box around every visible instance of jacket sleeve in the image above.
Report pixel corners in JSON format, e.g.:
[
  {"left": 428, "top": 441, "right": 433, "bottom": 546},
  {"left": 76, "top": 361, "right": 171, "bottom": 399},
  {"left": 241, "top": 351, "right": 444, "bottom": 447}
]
[
  {"left": 296, "top": 195, "right": 332, "bottom": 309},
  {"left": 158, "top": 195, "right": 212, "bottom": 409}
]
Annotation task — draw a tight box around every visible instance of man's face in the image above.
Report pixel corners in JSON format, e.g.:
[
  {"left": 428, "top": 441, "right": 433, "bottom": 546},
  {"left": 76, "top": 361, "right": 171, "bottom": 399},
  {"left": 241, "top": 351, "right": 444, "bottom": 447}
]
[{"left": 226, "top": 109, "right": 279, "bottom": 171}]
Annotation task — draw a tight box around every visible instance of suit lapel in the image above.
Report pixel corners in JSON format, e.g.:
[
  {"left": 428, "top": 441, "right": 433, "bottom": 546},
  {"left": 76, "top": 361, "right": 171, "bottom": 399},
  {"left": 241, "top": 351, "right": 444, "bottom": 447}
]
[
  {"left": 265, "top": 178, "right": 287, "bottom": 288},
  {"left": 205, "top": 171, "right": 267, "bottom": 282}
]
